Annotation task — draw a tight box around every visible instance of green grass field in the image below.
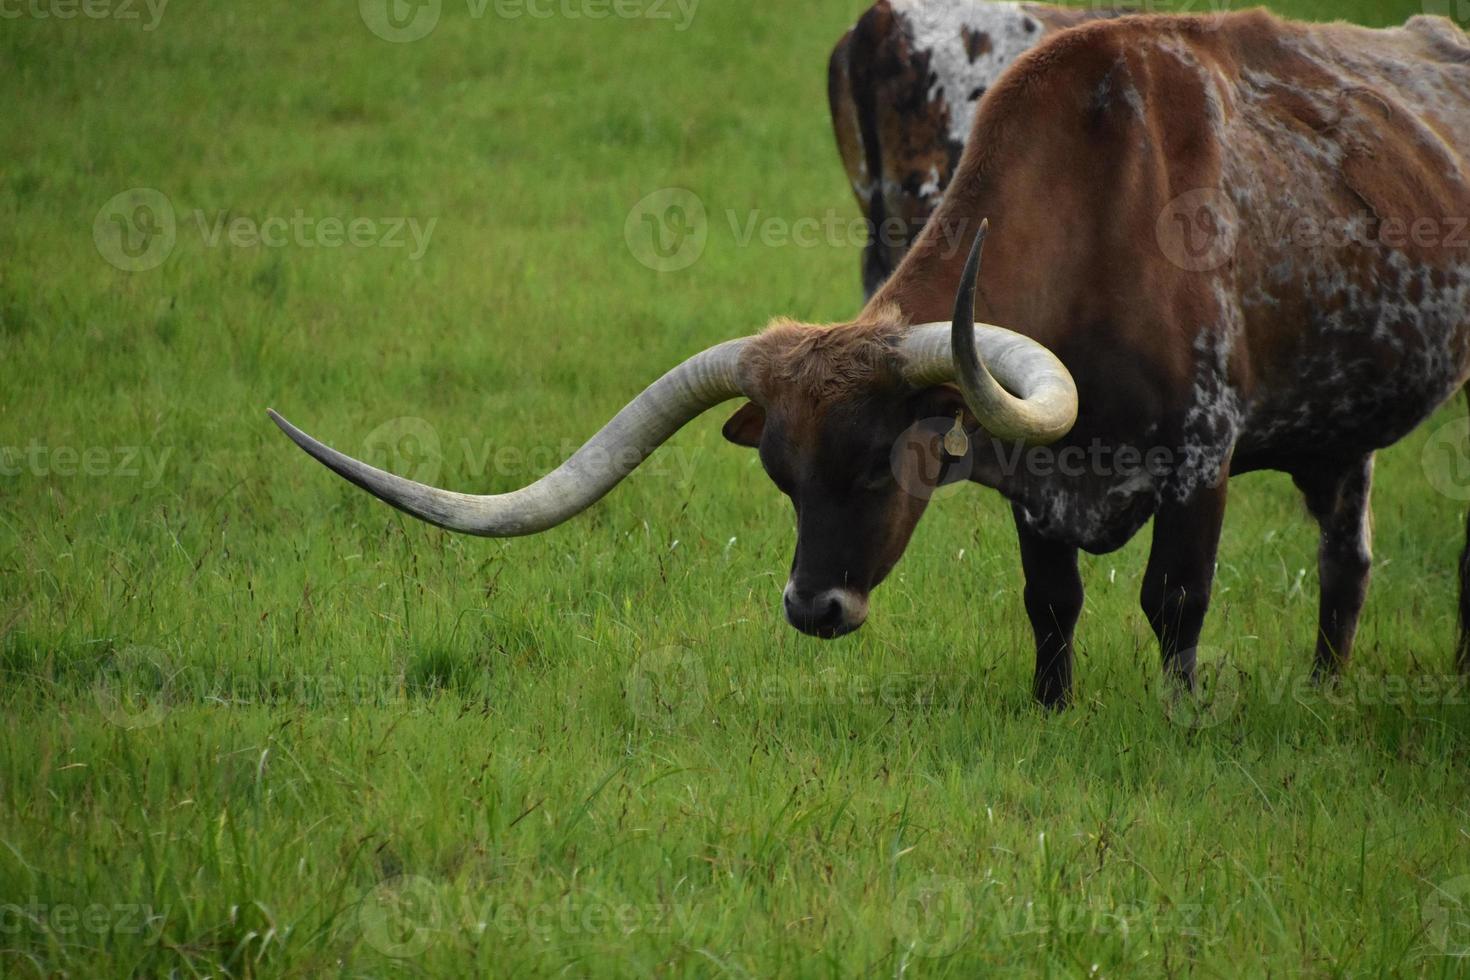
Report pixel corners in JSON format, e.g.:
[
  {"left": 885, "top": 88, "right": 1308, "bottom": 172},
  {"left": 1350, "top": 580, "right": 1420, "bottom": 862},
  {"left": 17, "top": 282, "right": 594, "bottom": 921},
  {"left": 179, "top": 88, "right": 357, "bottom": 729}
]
[{"left": 6, "top": 0, "right": 1470, "bottom": 975}]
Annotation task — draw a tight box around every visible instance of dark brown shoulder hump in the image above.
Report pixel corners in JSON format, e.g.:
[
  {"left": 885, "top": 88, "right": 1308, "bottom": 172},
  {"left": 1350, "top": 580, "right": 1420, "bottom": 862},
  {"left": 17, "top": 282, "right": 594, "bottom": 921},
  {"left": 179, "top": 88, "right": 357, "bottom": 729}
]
[
  {"left": 876, "top": 11, "right": 1275, "bottom": 320},
  {"left": 977, "top": 10, "right": 1277, "bottom": 114}
]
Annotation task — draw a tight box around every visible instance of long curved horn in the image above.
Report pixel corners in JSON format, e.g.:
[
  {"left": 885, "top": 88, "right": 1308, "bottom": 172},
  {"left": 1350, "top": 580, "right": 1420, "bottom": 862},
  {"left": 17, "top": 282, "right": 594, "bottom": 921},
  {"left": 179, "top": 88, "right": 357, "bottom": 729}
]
[
  {"left": 898, "top": 221, "right": 1077, "bottom": 444},
  {"left": 269, "top": 338, "right": 750, "bottom": 536}
]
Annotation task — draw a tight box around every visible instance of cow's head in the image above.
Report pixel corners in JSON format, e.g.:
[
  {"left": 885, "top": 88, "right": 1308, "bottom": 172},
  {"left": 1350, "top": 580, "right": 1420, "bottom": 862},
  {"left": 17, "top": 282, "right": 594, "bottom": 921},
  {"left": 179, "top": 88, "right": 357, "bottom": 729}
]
[{"left": 270, "top": 228, "right": 1076, "bottom": 638}]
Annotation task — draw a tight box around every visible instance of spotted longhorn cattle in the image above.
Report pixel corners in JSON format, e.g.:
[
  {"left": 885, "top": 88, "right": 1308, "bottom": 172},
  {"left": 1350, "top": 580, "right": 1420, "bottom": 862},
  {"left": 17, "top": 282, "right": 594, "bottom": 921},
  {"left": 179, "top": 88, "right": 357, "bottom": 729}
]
[
  {"left": 829, "top": 0, "right": 1129, "bottom": 298},
  {"left": 274, "top": 10, "right": 1470, "bottom": 708}
]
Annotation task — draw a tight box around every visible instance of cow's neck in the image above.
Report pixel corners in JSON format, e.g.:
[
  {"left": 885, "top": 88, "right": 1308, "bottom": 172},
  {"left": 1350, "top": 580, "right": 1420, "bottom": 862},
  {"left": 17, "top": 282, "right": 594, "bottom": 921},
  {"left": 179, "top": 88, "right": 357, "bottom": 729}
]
[{"left": 862, "top": 219, "right": 971, "bottom": 326}]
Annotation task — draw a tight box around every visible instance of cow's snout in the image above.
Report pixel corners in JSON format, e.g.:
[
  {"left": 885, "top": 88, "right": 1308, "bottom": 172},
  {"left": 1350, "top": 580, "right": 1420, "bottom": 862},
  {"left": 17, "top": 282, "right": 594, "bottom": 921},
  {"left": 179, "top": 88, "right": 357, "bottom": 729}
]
[{"left": 782, "top": 584, "right": 868, "bottom": 638}]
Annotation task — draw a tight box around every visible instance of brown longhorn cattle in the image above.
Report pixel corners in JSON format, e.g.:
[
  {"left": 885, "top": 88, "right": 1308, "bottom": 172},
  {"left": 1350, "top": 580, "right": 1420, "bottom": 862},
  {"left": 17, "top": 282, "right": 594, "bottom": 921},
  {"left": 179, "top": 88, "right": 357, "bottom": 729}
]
[
  {"left": 829, "top": 0, "right": 1129, "bottom": 298},
  {"left": 273, "top": 10, "right": 1470, "bottom": 708}
]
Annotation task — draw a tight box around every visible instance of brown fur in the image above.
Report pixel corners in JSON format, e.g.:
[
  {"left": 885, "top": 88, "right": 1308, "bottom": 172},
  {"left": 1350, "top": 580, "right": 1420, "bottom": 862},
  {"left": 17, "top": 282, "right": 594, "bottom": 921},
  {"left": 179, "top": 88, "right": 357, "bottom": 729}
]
[{"left": 740, "top": 305, "right": 910, "bottom": 406}]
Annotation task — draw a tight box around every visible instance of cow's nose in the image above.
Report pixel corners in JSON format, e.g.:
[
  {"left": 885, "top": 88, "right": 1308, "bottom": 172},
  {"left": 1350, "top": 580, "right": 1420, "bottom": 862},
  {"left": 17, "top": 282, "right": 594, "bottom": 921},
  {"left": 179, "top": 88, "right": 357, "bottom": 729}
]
[{"left": 783, "top": 584, "right": 867, "bottom": 638}]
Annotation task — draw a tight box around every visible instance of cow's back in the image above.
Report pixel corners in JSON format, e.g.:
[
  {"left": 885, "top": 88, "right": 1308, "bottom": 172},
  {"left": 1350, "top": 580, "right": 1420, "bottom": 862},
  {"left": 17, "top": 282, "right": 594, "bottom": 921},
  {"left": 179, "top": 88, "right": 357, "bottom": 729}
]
[{"left": 1202, "top": 14, "right": 1470, "bottom": 459}]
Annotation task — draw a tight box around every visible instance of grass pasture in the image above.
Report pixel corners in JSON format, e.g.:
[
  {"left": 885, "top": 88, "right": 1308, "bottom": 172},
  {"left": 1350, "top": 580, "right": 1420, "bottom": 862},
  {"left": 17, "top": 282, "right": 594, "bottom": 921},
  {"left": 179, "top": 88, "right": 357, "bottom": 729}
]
[{"left": 6, "top": 0, "right": 1470, "bottom": 975}]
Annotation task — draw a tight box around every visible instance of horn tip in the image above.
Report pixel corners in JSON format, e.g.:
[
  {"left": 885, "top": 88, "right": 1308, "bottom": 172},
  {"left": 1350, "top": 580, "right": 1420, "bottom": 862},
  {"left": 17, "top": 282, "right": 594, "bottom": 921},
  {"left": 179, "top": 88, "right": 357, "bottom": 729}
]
[{"left": 267, "top": 409, "right": 307, "bottom": 445}]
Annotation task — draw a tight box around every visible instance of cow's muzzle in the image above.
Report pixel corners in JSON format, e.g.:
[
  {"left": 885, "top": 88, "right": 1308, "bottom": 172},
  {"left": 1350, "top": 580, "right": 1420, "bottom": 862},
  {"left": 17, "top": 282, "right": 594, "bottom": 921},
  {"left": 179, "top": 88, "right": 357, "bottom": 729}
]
[{"left": 782, "top": 584, "right": 868, "bottom": 638}]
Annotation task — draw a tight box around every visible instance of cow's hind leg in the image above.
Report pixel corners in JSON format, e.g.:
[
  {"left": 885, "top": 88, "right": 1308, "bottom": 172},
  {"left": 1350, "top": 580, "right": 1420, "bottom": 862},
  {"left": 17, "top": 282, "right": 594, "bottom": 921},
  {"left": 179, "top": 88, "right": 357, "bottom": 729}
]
[
  {"left": 1140, "top": 480, "right": 1230, "bottom": 689},
  {"left": 1014, "top": 507, "right": 1083, "bottom": 709},
  {"left": 1459, "top": 391, "right": 1470, "bottom": 674},
  {"left": 1461, "top": 504, "right": 1470, "bottom": 673},
  {"left": 1293, "top": 455, "right": 1374, "bottom": 680}
]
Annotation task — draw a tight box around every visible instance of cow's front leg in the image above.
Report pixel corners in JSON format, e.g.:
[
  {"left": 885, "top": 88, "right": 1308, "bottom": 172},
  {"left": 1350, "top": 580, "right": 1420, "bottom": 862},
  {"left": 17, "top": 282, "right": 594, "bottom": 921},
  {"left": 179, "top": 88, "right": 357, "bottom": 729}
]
[
  {"left": 1014, "top": 506, "right": 1083, "bottom": 709},
  {"left": 1140, "top": 478, "right": 1229, "bottom": 689}
]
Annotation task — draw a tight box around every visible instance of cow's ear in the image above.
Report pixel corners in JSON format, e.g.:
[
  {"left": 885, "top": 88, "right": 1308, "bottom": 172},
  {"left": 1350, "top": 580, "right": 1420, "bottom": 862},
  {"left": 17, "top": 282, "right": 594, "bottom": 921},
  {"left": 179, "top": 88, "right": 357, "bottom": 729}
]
[
  {"left": 721, "top": 402, "right": 766, "bottom": 448},
  {"left": 914, "top": 385, "right": 978, "bottom": 430}
]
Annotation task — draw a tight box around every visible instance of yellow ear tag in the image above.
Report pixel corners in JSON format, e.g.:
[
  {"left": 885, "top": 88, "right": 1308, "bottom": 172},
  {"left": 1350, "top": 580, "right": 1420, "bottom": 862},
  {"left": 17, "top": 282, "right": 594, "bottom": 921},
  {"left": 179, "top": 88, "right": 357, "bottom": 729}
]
[{"left": 942, "top": 414, "right": 969, "bottom": 458}]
